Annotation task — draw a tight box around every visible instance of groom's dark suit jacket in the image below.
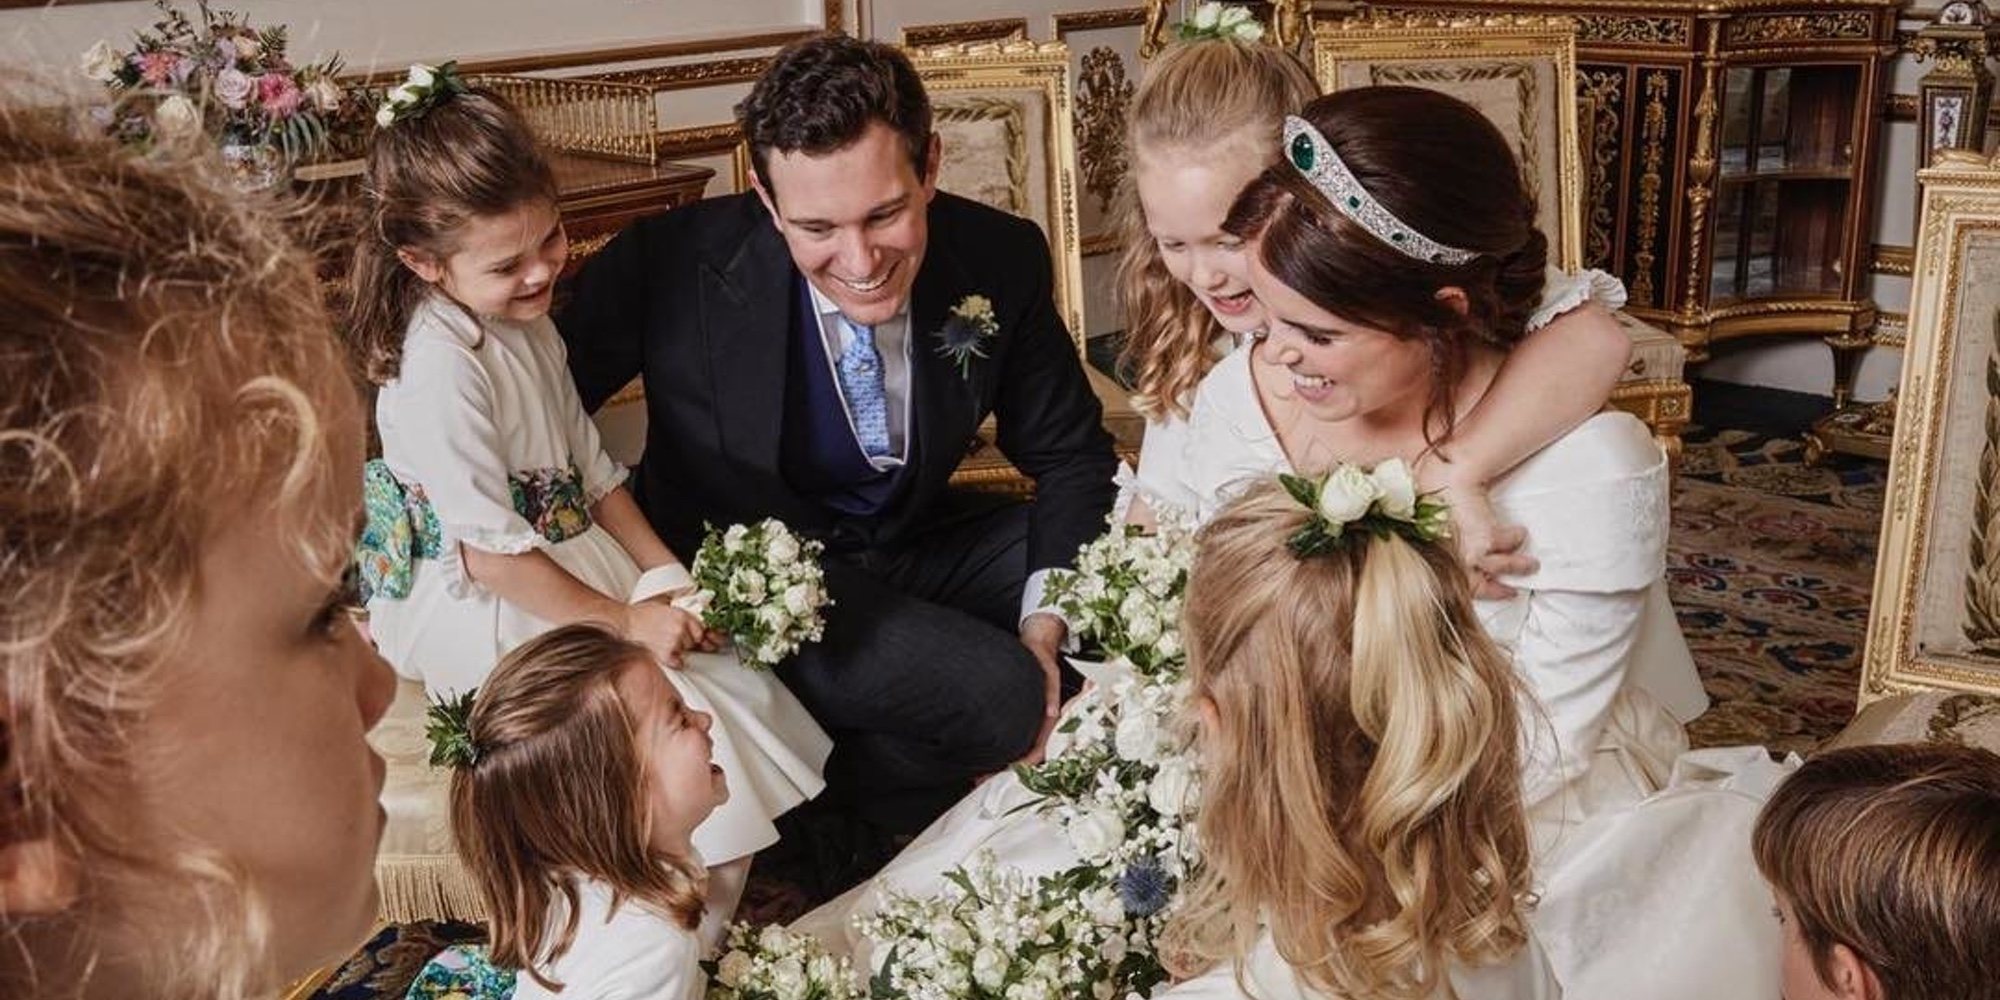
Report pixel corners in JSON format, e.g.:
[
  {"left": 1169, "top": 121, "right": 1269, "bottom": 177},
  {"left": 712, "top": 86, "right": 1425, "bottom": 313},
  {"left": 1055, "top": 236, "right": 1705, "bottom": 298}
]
[{"left": 556, "top": 191, "right": 1117, "bottom": 574}]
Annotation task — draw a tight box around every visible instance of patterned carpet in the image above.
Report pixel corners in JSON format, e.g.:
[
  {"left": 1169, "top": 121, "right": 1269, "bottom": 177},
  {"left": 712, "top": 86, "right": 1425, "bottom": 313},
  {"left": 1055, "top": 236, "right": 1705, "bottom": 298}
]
[{"left": 307, "top": 424, "right": 1889, "bottom": 998}]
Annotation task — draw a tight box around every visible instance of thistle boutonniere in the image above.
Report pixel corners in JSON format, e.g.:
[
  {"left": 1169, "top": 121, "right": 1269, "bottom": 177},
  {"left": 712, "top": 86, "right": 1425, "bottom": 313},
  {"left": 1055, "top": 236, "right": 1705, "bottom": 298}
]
[{"left": 934, "top": 294, "right": 999, "bottom": 379}]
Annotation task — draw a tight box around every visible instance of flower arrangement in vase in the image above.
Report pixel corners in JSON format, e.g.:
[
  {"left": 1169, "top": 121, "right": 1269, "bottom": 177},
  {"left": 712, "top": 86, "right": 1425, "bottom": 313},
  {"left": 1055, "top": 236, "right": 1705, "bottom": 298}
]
[{"left": 82, "top": 0, "right": 361, "bottom": 189}]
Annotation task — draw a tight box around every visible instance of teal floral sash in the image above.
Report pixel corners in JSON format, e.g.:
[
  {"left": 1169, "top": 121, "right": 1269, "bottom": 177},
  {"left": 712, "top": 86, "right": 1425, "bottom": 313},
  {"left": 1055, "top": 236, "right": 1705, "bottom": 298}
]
[{"left": 356, "top": 459, "right": 593, "bottom": 603}]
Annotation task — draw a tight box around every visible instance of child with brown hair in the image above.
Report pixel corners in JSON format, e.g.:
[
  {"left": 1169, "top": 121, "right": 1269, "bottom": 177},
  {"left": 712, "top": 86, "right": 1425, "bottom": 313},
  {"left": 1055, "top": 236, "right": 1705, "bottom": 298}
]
[
  {"left": 0, "top": 96, "right": 392, "bottom": 996},
  {"left": 346, "top": 67, "right": 828, "bottom": 921},
  {"left": 437, "top": 623, "right": 724, "bottom": 998},
  {"left": 1753, "top": 743, "right": 2000, "bottom": 1000}
]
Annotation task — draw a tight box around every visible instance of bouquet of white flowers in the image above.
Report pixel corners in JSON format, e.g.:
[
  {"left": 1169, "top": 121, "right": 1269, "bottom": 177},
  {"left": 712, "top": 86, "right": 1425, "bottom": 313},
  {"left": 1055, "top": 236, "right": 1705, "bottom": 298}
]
[
  {"left": 706, "top": 923, "right": 863, "bottom": 1000},
  {"left": 689, "top": 519, "right": 831, "bottom": 669},
  {"left": 859, "top": 851, "right": 1153, "bottom": 1000},
  {"left": 1040, "top": 525, "right": 1193, "bottom": 675}
]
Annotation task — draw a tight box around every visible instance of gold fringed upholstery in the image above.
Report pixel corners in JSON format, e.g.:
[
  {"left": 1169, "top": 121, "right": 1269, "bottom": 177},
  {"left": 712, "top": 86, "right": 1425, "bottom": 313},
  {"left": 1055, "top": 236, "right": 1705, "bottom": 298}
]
[
  {"left": 375, "top": 854, "right": 488, "bottom": 925},
  {"left": 371, "top": 678, "right": 488, "bottom": 923}
]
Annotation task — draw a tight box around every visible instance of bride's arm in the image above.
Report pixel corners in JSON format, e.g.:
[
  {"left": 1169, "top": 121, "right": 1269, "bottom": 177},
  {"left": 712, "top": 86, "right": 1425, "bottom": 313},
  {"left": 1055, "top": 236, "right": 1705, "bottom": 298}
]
[{"left": 1424, "top": 297, "right": 1630, "bottom": 589}]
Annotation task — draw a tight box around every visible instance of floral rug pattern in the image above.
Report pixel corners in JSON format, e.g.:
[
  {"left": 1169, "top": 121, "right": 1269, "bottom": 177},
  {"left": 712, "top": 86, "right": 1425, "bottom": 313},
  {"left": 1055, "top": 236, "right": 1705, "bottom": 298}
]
[{"left": 310, "top": 425, "right": 1889, "bottom": 998}]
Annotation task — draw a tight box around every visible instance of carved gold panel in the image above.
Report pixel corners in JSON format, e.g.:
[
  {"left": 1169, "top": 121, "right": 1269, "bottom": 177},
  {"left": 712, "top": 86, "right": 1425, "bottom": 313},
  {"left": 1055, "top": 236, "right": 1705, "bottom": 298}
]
[
  {"left": 1862, "top": 150, "right": 2000, "bottom": 704},
  {"left": 1309, "top": 13, "right": 1586, "bottom": 272}
]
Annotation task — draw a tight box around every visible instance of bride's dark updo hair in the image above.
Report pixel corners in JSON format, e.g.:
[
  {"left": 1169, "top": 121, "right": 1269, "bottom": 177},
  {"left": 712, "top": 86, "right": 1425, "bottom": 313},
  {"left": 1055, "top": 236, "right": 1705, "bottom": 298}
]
[{"left": 1223, "top": 86, "right": 1548, "bottom": 446}]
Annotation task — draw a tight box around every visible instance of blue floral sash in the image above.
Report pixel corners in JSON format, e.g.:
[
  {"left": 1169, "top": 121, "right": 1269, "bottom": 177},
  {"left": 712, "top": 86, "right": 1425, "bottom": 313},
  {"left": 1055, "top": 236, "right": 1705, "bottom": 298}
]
[{"left": 356, "top": 458, "right": 593, "bottom": 603}]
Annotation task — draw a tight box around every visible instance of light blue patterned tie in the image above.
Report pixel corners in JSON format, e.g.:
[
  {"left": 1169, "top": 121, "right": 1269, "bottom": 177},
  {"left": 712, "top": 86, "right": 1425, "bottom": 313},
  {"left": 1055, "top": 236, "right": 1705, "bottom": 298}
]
[{"left": 835, "top": 315, "right": 892, "bottom": 458}]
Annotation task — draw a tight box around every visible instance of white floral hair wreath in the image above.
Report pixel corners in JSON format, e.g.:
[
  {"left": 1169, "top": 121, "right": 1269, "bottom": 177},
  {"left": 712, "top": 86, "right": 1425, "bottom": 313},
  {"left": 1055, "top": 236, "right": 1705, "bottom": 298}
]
[
  {"left": 1278, "top": 460, "right": 1450, "bottom": 558},
  {"left": 1176, "top": 3, "right": 1268, "bottom": 44},
  {"left": 375, "top": 61, "right": 467, "bottom": 128}
]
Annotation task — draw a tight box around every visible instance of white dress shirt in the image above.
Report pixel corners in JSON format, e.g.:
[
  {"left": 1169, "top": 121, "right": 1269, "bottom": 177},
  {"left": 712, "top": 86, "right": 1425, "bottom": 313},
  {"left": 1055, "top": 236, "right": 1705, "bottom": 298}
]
[{"left": 807, "top": 281, "right": 911, "bottom": 469}]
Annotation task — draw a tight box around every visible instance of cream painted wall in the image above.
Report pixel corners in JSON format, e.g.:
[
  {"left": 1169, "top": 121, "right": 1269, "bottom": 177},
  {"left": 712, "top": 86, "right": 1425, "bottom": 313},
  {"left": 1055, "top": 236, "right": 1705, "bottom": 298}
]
[{"left": 1, "top": 0, "right": 830, "bottom": 75}]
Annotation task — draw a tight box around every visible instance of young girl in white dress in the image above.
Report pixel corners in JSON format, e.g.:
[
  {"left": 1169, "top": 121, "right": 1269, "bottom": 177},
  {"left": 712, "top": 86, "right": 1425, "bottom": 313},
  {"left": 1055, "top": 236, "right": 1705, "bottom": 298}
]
[
  {"left": 1162, "top": 476, "right": 1554, "bottom": 1000},
  {"left": 440, "top": 625, "right": 724, "bottom": 999},
  {"left": 345, "top": 73, "right": 828, "bottom": 927}
]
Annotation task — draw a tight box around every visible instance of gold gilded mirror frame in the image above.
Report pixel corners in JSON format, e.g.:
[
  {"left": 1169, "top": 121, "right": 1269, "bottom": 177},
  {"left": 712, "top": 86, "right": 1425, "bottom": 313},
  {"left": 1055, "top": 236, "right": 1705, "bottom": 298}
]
[{"left": 1863, "top": 149, "right": 2000, "bottom": 706}]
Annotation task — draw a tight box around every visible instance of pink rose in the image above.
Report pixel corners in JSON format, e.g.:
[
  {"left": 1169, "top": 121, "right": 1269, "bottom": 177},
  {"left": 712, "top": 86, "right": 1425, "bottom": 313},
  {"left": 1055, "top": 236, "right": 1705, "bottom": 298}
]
[
  {"left": 214, "top": 67, "right": 254, "bottom": 109},
  {"left": 257, "top": 73, "right": 302, "bottom": 117},
  {"left": 138, "top": 51, "right": 179, "bottom": 87}
]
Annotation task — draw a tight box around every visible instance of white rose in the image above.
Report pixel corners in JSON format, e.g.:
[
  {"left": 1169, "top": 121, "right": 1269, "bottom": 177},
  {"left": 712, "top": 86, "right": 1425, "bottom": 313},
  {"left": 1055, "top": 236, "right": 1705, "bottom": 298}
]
[
  {"left": 1068, "top": 807, "right": 1126, "bottom": 862},
  {"left": 1114, "top": 710, "right": 1160, "bottom": 763},
  {"left": 1125, "top": 611, "right": 1160, "bottom": 647},
  {"left": 307, "top": 76, "right": 344, "bottom": 114},
  {"left": 406, "top": 63, "right": 436, "bottom": 89},
  {"left": 1369, "top": 458, "right": 1418, "bottom": 519},
  {"left": 81, "top": 41, "right": 121, "bottom": 83},
  {"left": 782, "top": 582, "right": 813, "bottom": 617},
  {"left": 807, "top": 954, "right": 838, "bottom": 986},
  {"left": 1155, "top": 628, "right": 1183, "bottom": 662},
  {"left": 723, "top": 523, "right": 749, "bottom": 553},
  {"left": 1218, "top": 4, "right": 1252, "bottom": 27},
  {"left": 1316, "top": 464, "right": 1380, "bottom": 524},
  {"left": 152, "top": 95, "right": 200, "bottom": 138},
  {"left": 766, "top": 529, "right": 800, "bottom": 565},
  {"left": 1192, "top": 2, "right": 1222, "bottom": 29},
  {"left": 972, "top": 946, "right": 1010, "bottom": 991},
  {"left": 758, "top": 923, "right": 789, "bottom": 952},
  {"left": 768, "top": 956, "right": 808, "bottom": 1000},
  {"left": 715, "top": 949, "right": 752, "bottom": 988},
  {"left": 733, "top": 568, "right": 767, "bottom": 604},
  {"left": 1086, "top": 886, "right": 1124, "bottom": 924},
  {"left": 1148, "top": 759, "right": 1198, "bottom": 817},
  {"left": 1232, "top": 20, "right": 1267, "bottom": 42},
  {"left": 386, "top": 83, "right": 419, "bottom": 108},
  {"left": 375, "top": 105, "right": 396, "bottom": 128}
]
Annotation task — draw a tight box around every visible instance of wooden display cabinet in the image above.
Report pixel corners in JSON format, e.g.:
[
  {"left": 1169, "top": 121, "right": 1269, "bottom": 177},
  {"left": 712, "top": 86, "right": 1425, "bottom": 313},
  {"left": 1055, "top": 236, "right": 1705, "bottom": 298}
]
[{"left": 1317, "top": 0, "right": 1900, "bottom": 404}]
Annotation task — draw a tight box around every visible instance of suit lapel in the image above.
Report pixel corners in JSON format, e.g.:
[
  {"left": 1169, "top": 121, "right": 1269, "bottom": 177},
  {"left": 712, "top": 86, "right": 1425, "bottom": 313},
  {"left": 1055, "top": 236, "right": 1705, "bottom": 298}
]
[
  {"left": 906, "top": 236, "right": 977, "bottom": 481},
  {"left": 702, "top": 222, "right": 793, "bottom": 478}
]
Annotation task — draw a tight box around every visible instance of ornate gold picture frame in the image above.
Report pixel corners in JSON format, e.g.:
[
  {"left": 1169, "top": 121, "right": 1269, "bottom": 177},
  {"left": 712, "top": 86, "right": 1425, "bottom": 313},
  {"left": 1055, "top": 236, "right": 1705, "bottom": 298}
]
[
  {"left": 911, "top": 39, "right": 1089, "bottom": 346},
  {"left": 1308, "top": 13, "right": 1586, "bottom": 273},
  {"left": 1862, "top": 149, "right": 2000, "bottom": 705}
]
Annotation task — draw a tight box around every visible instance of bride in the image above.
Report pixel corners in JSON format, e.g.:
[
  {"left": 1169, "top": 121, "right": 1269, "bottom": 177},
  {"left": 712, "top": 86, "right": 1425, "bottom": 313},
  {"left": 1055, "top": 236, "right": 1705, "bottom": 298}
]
[{"left": 800, "top": 85, "right": 1785, "bottom": 998}]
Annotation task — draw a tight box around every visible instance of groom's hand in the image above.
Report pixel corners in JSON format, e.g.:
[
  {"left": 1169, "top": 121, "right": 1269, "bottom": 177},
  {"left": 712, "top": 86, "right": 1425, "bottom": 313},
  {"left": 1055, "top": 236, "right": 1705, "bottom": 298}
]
[{"left": 1016, "top": 612, "right": 1068, "bottom": 765}]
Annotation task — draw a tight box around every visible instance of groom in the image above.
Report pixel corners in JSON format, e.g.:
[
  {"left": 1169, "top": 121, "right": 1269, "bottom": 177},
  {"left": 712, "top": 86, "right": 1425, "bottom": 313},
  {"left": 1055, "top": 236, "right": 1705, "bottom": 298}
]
[{"left": 557, "top": 33, "right": 1117, "bottom": 832}]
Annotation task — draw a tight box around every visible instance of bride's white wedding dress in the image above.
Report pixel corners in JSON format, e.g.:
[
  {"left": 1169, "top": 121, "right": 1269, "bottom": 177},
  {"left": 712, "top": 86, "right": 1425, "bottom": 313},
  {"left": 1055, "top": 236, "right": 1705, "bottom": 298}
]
[{"left": 795, "top": 274, "right": 1791, "bottom": 999}]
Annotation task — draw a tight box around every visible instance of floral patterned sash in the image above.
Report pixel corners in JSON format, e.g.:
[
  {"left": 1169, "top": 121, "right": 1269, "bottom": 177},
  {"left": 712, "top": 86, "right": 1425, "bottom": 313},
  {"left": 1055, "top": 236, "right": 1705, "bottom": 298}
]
[{"left": 356, "top": 458, "right": 593, "bottom": 602}]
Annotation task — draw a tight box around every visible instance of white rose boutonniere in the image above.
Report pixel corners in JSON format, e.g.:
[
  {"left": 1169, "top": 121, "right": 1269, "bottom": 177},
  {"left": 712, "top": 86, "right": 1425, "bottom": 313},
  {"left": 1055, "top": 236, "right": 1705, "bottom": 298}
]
[{"left": 935, "top": 293, "right": 999, "bottom": 379}]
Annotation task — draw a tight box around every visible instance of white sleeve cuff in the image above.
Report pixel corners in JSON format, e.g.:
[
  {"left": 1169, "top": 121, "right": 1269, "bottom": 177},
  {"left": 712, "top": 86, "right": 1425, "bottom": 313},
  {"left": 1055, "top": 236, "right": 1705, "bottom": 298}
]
[
  {"left": 1020, "top": 569, "right": 1079, "bottom": 651},
  {"left": 631, "top": 563, "right": 696, "bottom": 603}
]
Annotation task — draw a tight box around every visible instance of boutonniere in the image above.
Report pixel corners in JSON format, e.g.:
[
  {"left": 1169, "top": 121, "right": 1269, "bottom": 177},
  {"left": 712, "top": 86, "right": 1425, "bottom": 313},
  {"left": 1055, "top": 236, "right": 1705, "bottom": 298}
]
[{"left": 934, "top": 294, "right": 999, "bottom": 379}]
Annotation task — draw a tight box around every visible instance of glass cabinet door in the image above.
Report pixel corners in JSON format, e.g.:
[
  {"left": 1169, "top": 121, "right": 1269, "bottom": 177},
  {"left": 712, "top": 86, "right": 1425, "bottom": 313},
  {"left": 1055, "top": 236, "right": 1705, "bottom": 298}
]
[{"left": 1709, "top": 64, "right": 1859, "bottom": 304}]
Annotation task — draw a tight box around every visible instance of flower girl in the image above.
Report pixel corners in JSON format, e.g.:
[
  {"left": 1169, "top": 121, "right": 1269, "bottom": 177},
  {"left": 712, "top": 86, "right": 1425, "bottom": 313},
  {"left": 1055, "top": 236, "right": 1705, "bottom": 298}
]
[
  {"left": 343, "top": 67, "right": 827, "bottom": 923},
  {"left": 438, "top": 624, "right": 721, "bottom": 999},
  {"left": 1159, "top": 474, "right": 1555, "bottom": 999}
]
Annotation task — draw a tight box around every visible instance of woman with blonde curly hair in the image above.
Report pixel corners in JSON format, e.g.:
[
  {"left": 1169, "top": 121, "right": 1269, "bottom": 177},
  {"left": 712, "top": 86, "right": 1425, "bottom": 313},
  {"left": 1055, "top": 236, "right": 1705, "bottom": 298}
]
[
  {"left": 0, "top": 101, "right": 393, "bottom": 996},
  {"left": 1162, "top": 476, "right": 1549, "bottom": 1000}
]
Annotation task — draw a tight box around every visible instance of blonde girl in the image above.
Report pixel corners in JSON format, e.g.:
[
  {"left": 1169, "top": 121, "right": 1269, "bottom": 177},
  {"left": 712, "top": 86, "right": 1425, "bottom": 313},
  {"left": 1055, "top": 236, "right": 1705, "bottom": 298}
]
[
  {"left": 443, "top": 624, "right": 723, "bottom": 998},
  {"left": 0, "top": 99, "right": 392, "bottom": 995},
  {"left": 1116, "top": 35, "right": 1633, "bottom": 582},
  {"left": 1165, "top": 477, "right": 1548, "bottom": 1000},
  {"left": 344, "top": 72, "right": 828, "bottom": 918}
]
